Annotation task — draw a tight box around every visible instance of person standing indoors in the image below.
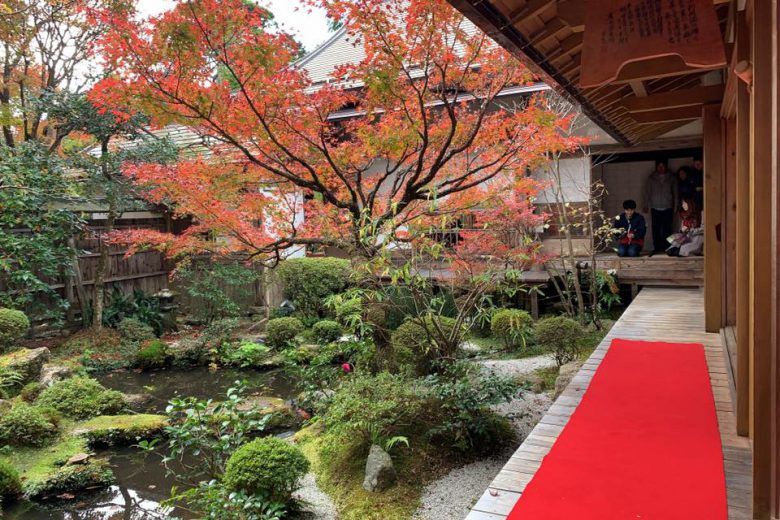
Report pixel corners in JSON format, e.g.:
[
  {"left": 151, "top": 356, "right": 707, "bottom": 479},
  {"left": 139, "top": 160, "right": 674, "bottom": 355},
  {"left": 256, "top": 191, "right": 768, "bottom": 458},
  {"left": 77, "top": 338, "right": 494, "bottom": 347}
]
[
  {"left": 614, "top": 199, "right": 646, "bottom": 257},
  {"left": 643, "top": 160, "right": 678, "bottom": 255},
  {"left": 691, "top": 158, "right": 704, "bottom": 209}
]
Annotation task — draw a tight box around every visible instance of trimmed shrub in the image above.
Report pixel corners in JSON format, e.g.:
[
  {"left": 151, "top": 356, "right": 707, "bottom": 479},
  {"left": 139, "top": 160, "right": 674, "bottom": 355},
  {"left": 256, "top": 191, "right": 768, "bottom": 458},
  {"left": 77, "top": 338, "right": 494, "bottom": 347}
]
[
  {"left": 275, "top": 258, "right": 351, "bottom": 318},
  {"left": 324, "top": 372, "right": 425, "bottom": 443},
  {"left": 19, "top": 381, "right": 43, "bottom": 402},
  {"left": 312, "top": 320, "right": 343, "bottom": 344},
  {"left": 491, "top": 309, "right": 534, "bottom": 350},
  {"left": 535, "top": 316, "right": 584, "bottom": 366},
  {"left": 0, "top": 308, "right": 29, "bottom": 352},
  {"left": 0, "top": 460, "right": 21, "bottom": 499},
  {"left": 0, "top": 404, "right": 58, "bottom": 447},
  {"left": 223, "top": 437, "right": 309, "bottom": 502},
  {"left": 117, "top": 318, "right": 155, "bottom": 343},
  {"left": 265, "top": 317, "right": 304, "bottom": 350},
  {"left": 136, "top": 339, "right": 168, "bottom": 369},
  {"left": 36, "top": 377, "right": 126, "bottom": 419},
  {"left": 391, "top": 315, "right": 459, "bottom": 374}
]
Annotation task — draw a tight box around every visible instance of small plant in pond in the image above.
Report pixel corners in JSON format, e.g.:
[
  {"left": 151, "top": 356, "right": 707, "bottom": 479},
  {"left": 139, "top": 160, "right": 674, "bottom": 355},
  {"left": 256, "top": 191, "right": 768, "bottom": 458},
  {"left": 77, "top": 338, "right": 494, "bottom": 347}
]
[
  {"left": 491, "top": 308, "right": 534, "bottom": 350},
  {"left": 264, "top": 317, "right": 304, "bottom": 350},
  {"left": 222, "top": 340, "right": 271, "bottom": 368},
  {"left": 136, "top": 339, "right": 169, "bottom": 369},
  {"left": 535, "top": 316, "right": 584, "bottom": 367}
]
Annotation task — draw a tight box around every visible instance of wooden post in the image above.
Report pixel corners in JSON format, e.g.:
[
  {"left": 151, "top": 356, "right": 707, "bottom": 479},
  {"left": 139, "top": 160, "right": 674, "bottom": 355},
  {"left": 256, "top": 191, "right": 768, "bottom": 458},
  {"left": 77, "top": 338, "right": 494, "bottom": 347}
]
[
  {"left": 723, "top": 119, "right": 737, "bottom": 326},
  {"left": 750, "top": 0, "right": 773, "bottom": 514},
  {"left": 735, "top": 10, "right": 751, "bottom": 439},
  {"left": 703, "top": 103, "right": 723, "bottom": 333}
]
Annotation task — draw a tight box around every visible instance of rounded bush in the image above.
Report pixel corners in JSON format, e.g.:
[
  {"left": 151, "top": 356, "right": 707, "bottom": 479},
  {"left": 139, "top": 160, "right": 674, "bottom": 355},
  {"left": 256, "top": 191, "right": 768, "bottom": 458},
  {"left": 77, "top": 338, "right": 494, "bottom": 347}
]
[
  {"left": 491, "top": 309, "right": 534, "bottom": 350},
  {"left": 223, "top": 437, "right": 309, "bottom": 502},
  {"left": 265, "top": 317, "right": 304, "bottom": 350},
  {"left": 20, "top": 381, "right": 43, "bottom": 402},
  {"left": 0, "top": 404, "right": 58, "bottom": 447},
  {"left": 312, "top": 320, "right": 343, "bottom": 344},
  {"left": 117, "top": 318, "right": 155, "bottom": 343},
  {"left": 275, "top": 258, "right": 352, "bottom": 318},
  {"left": 535, "top": 316, "right": 584, "bottom": 366},
  {"left": 0, "top": 459, "right": 21, "bottom": 498},
  {"left": 391, "top": 316, "right": 458, "bottom": 374},
  {"left": 0, "top": 308, "right": 29, "bottom": 352},
  {"left": 136, "top": 339, "right": 168, "bottom": 369},
  {"left": 36, "top": 376, "right": 126, "bottom": 419}
]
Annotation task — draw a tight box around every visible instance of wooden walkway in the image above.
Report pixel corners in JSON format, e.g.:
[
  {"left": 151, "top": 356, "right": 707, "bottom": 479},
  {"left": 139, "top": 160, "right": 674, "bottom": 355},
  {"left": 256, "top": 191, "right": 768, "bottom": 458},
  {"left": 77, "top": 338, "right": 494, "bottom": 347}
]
[{"left": 466, "top": 287, "right": 752, "bottom": 520}]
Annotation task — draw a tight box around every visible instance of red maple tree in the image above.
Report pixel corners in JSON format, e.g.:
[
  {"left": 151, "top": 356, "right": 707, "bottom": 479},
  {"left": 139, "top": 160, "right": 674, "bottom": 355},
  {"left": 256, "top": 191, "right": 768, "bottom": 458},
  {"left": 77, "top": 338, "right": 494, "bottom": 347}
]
[{"left": 91, "top": 0, "right": 582, "bottom": 263}]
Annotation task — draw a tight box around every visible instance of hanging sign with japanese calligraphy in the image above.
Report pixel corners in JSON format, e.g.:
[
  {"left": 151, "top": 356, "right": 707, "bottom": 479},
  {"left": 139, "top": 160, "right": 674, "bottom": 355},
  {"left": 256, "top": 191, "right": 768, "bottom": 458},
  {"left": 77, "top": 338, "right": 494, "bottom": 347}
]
[{"left": 580, "top": 0, "right": 726, "bottom": 88}]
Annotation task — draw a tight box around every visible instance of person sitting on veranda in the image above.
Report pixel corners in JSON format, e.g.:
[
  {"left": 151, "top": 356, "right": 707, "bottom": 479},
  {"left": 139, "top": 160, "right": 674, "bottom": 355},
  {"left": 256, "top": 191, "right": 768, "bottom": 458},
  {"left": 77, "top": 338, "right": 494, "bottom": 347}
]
[
  {"left": 666, "top": 198, "right": 704, "bottom": 257},
  {"left": 614, "top": 199, "right": 646, "bottom": 257}
]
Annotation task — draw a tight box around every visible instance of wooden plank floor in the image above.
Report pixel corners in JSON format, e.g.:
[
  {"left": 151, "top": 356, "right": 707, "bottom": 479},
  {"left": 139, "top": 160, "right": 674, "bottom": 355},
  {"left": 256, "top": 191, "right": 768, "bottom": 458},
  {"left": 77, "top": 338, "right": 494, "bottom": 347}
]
[{"left": 465, "top": 287, "right": 752, "bottom": 520}]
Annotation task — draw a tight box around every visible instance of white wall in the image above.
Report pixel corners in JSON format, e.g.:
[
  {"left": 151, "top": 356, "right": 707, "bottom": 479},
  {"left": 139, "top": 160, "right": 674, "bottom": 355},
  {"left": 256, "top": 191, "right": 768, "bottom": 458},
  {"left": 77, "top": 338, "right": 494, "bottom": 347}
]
[{"left": 535, "top": 156, "right": 592, "bottom": 204}]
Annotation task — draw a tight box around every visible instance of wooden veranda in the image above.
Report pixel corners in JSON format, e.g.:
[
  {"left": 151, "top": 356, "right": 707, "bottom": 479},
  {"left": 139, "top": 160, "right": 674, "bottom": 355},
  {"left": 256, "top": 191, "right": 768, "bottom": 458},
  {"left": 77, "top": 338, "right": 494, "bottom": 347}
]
[
  {"left": 443, "top": 0, "right": 780, "bottom": 517},
  {"left": 466, "top": 287, "right": 751, "bottom": 520}
]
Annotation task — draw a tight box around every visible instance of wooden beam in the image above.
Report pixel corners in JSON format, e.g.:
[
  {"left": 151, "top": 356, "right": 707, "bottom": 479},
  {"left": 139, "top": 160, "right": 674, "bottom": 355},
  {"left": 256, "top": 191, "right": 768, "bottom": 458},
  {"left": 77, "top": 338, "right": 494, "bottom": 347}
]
[
  {"left": 629, "top": 80, "right": 648, "bottom": 98},
  {"left": 623, "top": 85, "right": 726, "bottom": 113},
  {"left": 631, "top": 106, "right": 703, "bottom": 124},
  {"left": 613, "top": 56, "right": 726, "bottom": 84},
  {"left": 703, "top": 103, "right": 723, "bottom": 333},
  {"left": 506, "top": 0, "right": 555, "bottom": 26}
]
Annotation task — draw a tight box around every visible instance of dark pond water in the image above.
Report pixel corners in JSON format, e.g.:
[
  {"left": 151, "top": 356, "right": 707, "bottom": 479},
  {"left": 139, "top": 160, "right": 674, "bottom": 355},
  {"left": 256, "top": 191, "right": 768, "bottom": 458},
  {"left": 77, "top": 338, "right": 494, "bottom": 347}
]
[{"left": 4, "top": 367, "right": 298, "bottom": 520}]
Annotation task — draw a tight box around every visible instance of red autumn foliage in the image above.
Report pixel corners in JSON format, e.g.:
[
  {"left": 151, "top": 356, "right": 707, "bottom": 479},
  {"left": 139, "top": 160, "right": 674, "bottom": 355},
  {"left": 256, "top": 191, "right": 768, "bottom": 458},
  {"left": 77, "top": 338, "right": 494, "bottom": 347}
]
[{"left": 91, "top": 0, "right": 584, "bottom": 263}]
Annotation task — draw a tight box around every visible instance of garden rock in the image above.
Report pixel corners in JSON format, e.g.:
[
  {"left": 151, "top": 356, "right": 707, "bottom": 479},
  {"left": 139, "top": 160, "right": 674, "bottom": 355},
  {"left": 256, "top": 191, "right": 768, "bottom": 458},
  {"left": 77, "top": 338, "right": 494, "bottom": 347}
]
[
  {"left": 554, "top": 361, "right": 583, "bottom": 398},
  {"left": 363, "top": 444, "right": 396, "bottom": 492},
  {"left": 66, "top": 453, "right": 91, "bottom": 466},
  {"left": 39, "top": 364, "right": 72, "bottom": 387},
  {"left": 0, "top": 347, "right": 50, "bottom": 384},
  {"left": 124, "top": 393, "right": 155, "bottom": 412},
  {"left": 239, "top": 395, "right": 300, "bottom": 431}
]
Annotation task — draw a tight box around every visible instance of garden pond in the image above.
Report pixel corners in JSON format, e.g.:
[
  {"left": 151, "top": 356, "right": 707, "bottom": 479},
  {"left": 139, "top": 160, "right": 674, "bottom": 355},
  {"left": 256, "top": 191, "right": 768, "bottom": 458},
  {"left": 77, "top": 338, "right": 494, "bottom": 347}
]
[{"left": 3, "top": 366, "right": 297, "bottom": 519}]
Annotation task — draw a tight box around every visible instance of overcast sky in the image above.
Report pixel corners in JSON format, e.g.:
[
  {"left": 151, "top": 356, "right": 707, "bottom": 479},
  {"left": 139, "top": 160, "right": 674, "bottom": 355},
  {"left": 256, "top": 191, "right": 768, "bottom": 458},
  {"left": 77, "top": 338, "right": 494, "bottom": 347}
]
[{"left": 136, "top": 0, "right": 333, "bottom": 53}]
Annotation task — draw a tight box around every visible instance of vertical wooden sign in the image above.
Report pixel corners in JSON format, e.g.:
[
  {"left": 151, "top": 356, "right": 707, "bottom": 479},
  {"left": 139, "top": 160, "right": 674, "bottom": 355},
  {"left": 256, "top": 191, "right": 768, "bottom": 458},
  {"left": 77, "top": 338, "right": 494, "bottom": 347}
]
[{"left": 580, "top": 0, "right": 727, "bottom": 88}]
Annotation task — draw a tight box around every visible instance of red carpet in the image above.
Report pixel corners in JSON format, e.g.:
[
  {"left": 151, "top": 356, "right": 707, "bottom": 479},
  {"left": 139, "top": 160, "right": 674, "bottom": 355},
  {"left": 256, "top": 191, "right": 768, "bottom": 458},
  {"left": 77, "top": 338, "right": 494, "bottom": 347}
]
[{"left": 507, "top": 339, "right": 727, "bottom": 520}]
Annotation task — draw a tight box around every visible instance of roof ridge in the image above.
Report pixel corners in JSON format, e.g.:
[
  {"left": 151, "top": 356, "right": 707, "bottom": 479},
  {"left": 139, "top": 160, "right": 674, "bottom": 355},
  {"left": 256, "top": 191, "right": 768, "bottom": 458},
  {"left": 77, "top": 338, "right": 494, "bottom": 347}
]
[{"left": 293, "top": 25, "right": 348, "bottom": 68}]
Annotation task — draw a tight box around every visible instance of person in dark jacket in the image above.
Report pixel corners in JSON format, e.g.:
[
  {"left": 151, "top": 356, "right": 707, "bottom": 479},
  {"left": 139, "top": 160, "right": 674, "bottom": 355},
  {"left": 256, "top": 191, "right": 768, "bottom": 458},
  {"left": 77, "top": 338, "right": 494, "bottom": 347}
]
[
  {"left": 643, "top": 160, "right": 677, "bottom": 254},
  {"left": 614, "top": 199, "right": 646, "bottom": 257}
]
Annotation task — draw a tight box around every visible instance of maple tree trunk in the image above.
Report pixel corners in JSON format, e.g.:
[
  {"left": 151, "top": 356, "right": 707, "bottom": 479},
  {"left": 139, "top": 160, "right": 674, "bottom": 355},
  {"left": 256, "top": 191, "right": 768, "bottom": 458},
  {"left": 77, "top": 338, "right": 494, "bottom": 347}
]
[{"left": 92, "top": 211, "right": 114, "bottom": 330}]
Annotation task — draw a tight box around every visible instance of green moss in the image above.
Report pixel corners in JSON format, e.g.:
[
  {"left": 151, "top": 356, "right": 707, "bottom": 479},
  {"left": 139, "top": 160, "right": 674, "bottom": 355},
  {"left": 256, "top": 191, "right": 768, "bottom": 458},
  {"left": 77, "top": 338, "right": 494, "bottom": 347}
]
[
  {"left": 53, "top": 329, "right": 132, "bottom": 372},
  {"left": 74, "top": 414, "right": 168, "bottom": 447},
  {"left": 0, "top": 425, "right": 115, "bottom": 500},
  {"left": 301, "top": 435, "right": 453, "bottom": 520}
]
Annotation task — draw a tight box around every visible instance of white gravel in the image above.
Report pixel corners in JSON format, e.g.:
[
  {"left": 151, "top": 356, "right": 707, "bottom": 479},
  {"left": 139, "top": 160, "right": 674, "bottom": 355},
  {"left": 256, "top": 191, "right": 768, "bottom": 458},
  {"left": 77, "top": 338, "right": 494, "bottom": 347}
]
[
  {"left": 476, "top": 354, "right": 557, "bottom": 378},
  {"left": 295, "top": 473, "right": 338, "bottom": 520},
  {"left": 414, "top": 358, "right": 555, "bottom": 520}
]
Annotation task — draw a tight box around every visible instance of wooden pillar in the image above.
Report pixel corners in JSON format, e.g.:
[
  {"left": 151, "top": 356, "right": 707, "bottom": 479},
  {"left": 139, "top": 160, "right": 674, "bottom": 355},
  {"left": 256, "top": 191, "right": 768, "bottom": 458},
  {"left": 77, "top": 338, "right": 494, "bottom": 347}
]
[
  {"left": 703, "top": 103, "right": 723, "bottom": 333},
  {"left": 750, "top": 0, "right": 774, "bottom": 514},
  {"left": 723, "top": 119, "right": 737, "bottom": 326},
  {"left": 735, "top": 10, "right": 751, "bottom": 439}
]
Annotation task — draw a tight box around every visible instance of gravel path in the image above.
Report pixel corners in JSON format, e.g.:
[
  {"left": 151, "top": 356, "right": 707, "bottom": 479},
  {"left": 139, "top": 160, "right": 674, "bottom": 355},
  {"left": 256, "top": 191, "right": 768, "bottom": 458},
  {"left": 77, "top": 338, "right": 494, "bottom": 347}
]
[
  {"left": 295, "top": 473, "right": 338, "bottom": 520},
  {"left": 414, "top": 358, "right": 555, "bottom": 520},
  {"left": 476, "top": 353, "right": 557, "bottom": 378}
]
